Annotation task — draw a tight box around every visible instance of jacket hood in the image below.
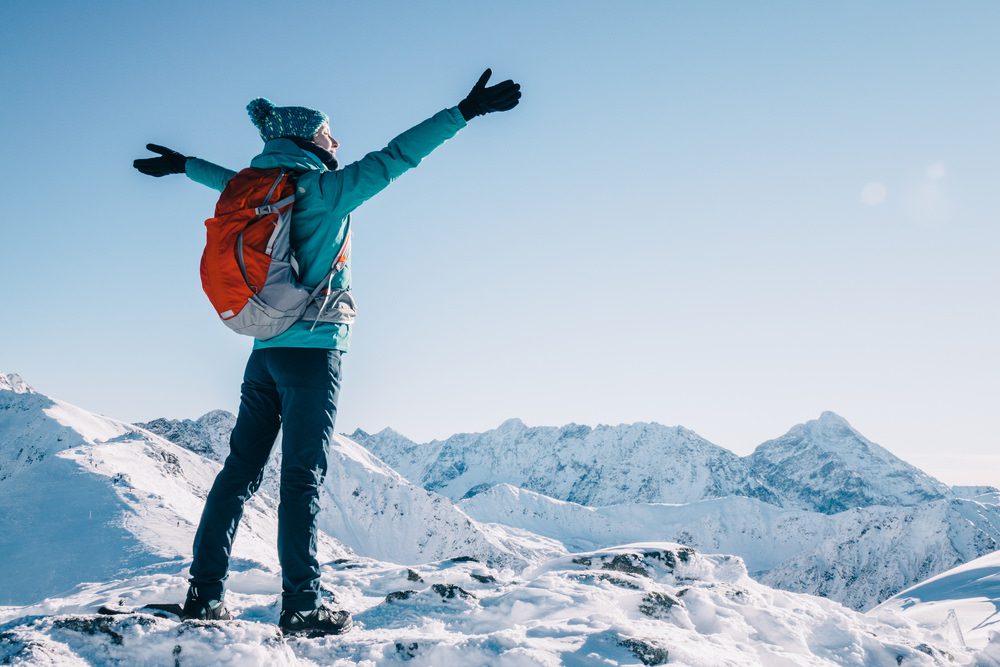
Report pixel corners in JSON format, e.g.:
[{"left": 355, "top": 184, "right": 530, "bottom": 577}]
[{"left": 249, "top": 138, "right": 328, "bottom": 173}]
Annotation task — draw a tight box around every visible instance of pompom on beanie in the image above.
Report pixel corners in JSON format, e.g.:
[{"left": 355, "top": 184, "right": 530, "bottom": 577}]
[{"left": 247, "top": 98, "right": 329, "bottom": 142}]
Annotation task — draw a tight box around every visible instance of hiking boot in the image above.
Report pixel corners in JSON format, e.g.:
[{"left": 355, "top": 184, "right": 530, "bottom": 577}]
[
  {"left": 279, "top": 606, "right": 353, "bottom": 637},
  {"left": 181, "top": 586, "right": 232, "bottom": 621}
]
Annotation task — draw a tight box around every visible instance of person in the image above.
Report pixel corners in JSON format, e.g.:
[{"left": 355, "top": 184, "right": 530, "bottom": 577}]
[{"left": 133, "top": 69, "right": 521, "bottom": 636}]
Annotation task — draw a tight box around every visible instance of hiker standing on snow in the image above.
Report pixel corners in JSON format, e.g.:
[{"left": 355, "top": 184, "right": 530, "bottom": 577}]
[{"left": 133, "top": 69, "right": 521, "bottom": 636}]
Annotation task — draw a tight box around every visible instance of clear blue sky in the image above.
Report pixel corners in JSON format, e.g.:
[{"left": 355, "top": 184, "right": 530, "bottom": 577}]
[{"left": 2, "top": 1, "right": 998, "bottom": 485}]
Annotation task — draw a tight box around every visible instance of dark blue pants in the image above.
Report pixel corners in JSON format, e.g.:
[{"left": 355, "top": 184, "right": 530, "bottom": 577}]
[{"left": 189, "top": 347, "right": 342, "bottom": 612}]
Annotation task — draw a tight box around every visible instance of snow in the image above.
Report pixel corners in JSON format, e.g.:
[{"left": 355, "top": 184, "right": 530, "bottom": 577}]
[
  {"left": 458, "top": 484, "right": 1000, "bottom": 611},
  {"left": 317, "top": 432, "right": 537, "bottom": 569},
  {"left": 0, "top": 385, "right": 346, "bottom": 606},
  {"left": 0, "top": 544, "right": 968, "bottom": 666},
  {"left": 353, "top": 419, "right": 777, "bottom": 507},
  {"left": 357, "top": 414, "right": 999, "bottom": 611},
  {"left": 355, "top": 412, "right": 956, "bottom": 515},
  {"left": 748, "top": 412, "right": 952, "bottom": 513},
  {"left": 874, "top": 548, "right": 1000, "bottom": 650},
  {"left": 0, "top": 373, "right": 33, "bottom": 394},
  {"left": 2, "top": 372, "right": 997, "bottom": 665},
  {"left": 953, "top": 485, "right": 1000, "bottom": 505}
]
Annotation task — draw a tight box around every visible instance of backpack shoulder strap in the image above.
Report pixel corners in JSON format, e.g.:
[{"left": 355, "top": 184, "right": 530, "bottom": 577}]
[
  {"left": 308, "top": 216, "right": 352, "bottom": 300},
  {"left": 305, "top": 216, "right": 354, "bottom": 329}
]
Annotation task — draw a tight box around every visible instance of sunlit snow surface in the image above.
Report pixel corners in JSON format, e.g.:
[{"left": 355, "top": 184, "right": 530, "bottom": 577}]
[
  {"left": 0, "top": 544, "right": 976, "bottom": 666},
  {"left": 2, "top": 372, "right": 998, "bottom": 665},
  {"left": 874, "top": 548, "right": 1000, "bottom": 652}
]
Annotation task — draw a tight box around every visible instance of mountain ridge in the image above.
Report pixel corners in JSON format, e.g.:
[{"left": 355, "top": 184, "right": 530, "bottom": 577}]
[{"left": 353, "top": 411, "right": 973, "bottom": 513}]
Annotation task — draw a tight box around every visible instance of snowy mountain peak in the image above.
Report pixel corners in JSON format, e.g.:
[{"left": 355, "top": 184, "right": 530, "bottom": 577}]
[
  {"left": 357, "top": 410, "right": 962, "bottom": 518},
  {"left": 791, "top": 411, "right": 863, "bottom": 444},
  {"left": 817, "top": 409, "right": 850, "bottom": 425},
  {"left": 196, "top": 409, "right": 235, "bottom": 424},
  {"left": 351, "top": 426, "right": 412, "bottom": 442},
  {"left": 0, "top": 373, "right": 34, "bottom": 394},
  {"left": 497, "top": 417, "right": 527, "bottom": 432},
  {"left": 748, "top": 412, "right": 951, "bottom": 513}
]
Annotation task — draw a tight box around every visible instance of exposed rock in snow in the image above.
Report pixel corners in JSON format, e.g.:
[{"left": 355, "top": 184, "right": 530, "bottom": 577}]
[
  {"left": 0, "top": 543, "right": 969, "bottom": 666},
  {"left": 138, "top": 410, "right": 236, "bottom": 462}
]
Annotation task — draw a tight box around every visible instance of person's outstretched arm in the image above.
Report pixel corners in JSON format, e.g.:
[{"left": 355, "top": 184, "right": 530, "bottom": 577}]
[
  {"left": 321, "top": 68, "right": 521, "bottom": 217},
  {"left": 133, "top": 144, "right": 236, "bottom": 192}
]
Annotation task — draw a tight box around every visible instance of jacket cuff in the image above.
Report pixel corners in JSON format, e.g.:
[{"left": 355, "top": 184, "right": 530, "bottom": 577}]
[{"left": 448, "top": 105, "right": 468, "bottom": 130}]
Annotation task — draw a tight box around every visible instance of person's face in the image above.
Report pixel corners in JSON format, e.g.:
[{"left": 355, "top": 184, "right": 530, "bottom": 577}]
[{"left": 312, "top": 123, "right": 339, "bottom": 155}]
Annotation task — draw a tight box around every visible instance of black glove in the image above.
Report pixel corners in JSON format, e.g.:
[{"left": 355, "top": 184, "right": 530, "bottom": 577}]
[
  {"left": 458, "top": 68, "right": 521, "bottom": 121},
  {"left": 133, "top": 144, "right": 190, "bottom": 177}
]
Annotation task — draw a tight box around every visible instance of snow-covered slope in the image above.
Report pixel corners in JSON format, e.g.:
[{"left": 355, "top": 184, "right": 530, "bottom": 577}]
[
  {"left": 353, "top": 418, "right": 778, "bottom": 506},
  {"left": 141, "top": 411, "right": 545, "bottom": 569},
  {"left": 139, "top": 410, "right": 288, "bottom": 505},
  {"left": 0, "top": 374, "right": 549, "bottom": 608},
  {"left": 459, "top": 483, "right": 1000, "bottom": 611},
  {"left": 1, "top": 372, "right": 994, "bottom": 663},
  {"left": 316, "top": 432, "right": 546, "bottom": 569},
  {"left": 0, "top": 543, "right": 971, "bottom": 666},
  {"left": 0, "top": 374, "right": 345, "bottom": 607},
  {"left": 748, "top": 411, "right": 952, "bottom": 513},
  {"left": 874, "top": 547, "right": 1000, "bottom": 651}
]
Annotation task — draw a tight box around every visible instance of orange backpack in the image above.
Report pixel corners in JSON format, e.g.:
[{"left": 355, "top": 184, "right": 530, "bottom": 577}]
[{"left": 200, "top": 168, "right": 354, "bottom": 340}]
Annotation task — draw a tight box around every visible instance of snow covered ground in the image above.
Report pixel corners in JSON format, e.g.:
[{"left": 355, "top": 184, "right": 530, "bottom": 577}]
[
  {"left": 2, "top": 372, "right": 998, "bottom": 665},
  {"left": 458, "top": 483, "right": 1000, "bottom": 611},
  {"left": 874, "top": 548, "right": 1000, "bottom": 652},
  {"left": 1, "top": 543, "right": 980, "bottom": 666}
]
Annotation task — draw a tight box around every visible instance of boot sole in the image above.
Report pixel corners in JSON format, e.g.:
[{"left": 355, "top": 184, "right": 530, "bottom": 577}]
[{"left": 281, "top": 616, "right": 353, "bottom": 638}]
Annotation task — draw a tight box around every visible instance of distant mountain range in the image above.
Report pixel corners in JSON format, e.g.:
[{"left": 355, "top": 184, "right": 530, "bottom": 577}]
[
  {"left": 351, "top": 411, "right": 962, "bottom": 513},
  {"left": 351, "top": 411, "right": 999, "bottom": 610}
]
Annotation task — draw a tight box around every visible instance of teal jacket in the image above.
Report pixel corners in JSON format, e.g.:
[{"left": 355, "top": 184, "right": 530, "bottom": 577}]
[{"left": 186, "top": 106, "right": 467, "bottom": 351}]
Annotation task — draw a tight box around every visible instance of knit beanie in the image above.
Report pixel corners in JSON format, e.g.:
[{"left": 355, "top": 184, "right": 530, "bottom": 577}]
[{"left": 247, "top": 97, "right": 329, "bottom": 142}]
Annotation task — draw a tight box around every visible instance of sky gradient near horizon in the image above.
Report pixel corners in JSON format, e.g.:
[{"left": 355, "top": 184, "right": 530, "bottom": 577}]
[{"left": 1, "top": 1, "right": 998, "bottom": 485}]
